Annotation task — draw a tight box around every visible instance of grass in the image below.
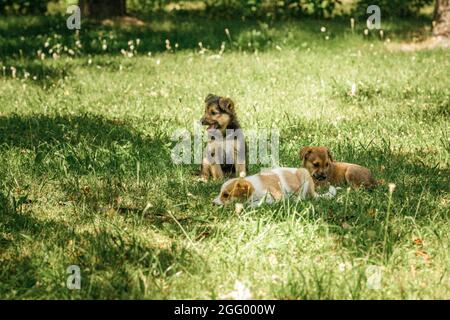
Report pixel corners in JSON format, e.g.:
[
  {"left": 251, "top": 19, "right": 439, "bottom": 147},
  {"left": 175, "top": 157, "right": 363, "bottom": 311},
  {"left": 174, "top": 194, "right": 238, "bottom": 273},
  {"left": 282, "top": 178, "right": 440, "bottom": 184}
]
[{"left": 0, "top": 14, "right": 449, "bottom": 299}]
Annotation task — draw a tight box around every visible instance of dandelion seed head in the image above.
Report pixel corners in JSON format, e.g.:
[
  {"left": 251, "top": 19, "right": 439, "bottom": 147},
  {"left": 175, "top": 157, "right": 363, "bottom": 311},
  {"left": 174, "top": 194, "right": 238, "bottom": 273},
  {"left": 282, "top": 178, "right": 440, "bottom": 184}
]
[{"left": 388, "top": 183, "right": 396, "bottom": 193}]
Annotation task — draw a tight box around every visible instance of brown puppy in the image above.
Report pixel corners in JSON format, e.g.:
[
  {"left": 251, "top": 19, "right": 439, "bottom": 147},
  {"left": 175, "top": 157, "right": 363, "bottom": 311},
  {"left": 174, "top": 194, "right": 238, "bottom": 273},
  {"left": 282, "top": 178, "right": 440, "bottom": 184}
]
[
  {"left": 300, "top": 146, "right": 377, "bottom": 188},
  {"left": 200, "top": 94, "right": 246, "bottom": 181}
]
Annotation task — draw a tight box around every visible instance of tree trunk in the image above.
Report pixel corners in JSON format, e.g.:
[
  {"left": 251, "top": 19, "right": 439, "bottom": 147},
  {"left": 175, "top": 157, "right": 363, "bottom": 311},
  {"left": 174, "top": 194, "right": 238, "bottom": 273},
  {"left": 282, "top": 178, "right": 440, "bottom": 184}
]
[
  {"left": 79, "top": 0, "right": 126, "bottom": 18},
  {"left": 433, "top": 0, "right": 450, "bottom": 37}
]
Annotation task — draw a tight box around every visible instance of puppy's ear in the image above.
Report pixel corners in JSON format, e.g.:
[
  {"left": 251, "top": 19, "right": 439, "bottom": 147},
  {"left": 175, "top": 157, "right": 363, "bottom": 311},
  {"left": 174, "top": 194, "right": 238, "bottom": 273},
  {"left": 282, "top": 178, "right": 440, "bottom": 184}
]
[
  {"left": 300, "top": 147, "right": 312, "bottom": 161},
  {"left": 218, "top": 97, "right": 235, "bottom": 112},
  {"left": 325, "top": 147, "right": 333, "bottom": 162},
  {"left": 204, "top": 94, "right": 218, "bottom": 104}
]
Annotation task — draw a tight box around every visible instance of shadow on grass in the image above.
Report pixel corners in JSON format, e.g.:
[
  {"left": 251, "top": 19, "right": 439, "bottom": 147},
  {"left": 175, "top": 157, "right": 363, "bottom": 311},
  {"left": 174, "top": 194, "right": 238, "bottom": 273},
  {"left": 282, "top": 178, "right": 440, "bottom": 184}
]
[
  {"left": 0, "top": 59, "right": 72, "bottom": 87},
  {"left": 0, "top": 14, "right": 433, "bottom": 89},
  {"left": 0, "top": 14, "right": 433, "bottom": 60},
  {"left": 0, "top": 14, "right": 270, "bottom": 59},
  {"left": 0, "top": 191, "right": 10, "bottom": 215},
  {"left": 0, "top": 207, "right": 196, "bottom": 298},
  {"left": 0, "top": 112, "right": 175, "bottom": 206},
  {"left": 0, "top": 118, "right": 199, "bottom": 296},
  {"left": 0, "top": 113, "right": 145, "bottom": 148}
]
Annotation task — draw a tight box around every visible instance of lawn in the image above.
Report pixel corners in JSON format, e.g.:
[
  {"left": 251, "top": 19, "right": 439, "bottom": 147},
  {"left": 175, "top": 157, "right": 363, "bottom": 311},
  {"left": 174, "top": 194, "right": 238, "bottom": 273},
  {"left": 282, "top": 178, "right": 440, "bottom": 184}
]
[{"left": 0, "top": 14, "right": 449, "bottom": 299}]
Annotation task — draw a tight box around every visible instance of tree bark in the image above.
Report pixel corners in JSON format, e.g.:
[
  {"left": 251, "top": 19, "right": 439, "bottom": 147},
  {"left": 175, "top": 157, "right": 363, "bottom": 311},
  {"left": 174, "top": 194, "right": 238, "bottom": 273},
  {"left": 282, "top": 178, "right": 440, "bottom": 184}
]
[
  {"left": 79, "top": 0, "right": 126, "bottom": 18},
  {"left": 433, "top": 0, "right": 450, "bottom": 37}
]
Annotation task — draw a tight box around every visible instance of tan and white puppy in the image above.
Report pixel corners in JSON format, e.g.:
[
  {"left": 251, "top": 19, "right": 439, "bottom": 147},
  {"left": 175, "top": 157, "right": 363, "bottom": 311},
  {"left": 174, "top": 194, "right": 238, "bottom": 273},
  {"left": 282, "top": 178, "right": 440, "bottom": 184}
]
[{"left": 213, "top": 168, "right": 336, "bottom": 207}]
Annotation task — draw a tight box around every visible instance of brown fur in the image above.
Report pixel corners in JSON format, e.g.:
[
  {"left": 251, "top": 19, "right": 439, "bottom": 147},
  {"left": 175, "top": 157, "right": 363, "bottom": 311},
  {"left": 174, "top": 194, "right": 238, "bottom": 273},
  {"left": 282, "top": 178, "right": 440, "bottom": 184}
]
[
  {"left": 300, "top": 146, "right": 377, "bottom": 189},
  {"left": 220, "top": 179, "right": 255, "bottom": 203},
  {"left": 200, "top": 94, "right": 246, "bottom": 181},
  {"left": 260, "top": 173, "right": 283, "bottom": 201},
  {"left": 281, "top": 170, "right": 303, "bottom": 193}
]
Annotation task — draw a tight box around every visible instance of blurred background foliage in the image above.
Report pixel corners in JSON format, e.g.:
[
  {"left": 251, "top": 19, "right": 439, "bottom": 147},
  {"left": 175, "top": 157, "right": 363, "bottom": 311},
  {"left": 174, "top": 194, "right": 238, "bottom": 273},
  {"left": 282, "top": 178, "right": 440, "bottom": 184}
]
[
  {"left": 354, "top": 0, "right": 434, "bottom": 18},
  {"left": 0, "top": 0, "right": 435, "bottom": 18},
  {"left": 0, "top": 0, "right": 52, "bottom": 14}
]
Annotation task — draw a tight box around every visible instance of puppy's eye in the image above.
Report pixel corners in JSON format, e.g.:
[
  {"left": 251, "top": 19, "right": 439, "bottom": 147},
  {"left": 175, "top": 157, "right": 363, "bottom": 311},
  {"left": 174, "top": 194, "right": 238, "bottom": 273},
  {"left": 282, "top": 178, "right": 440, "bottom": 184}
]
[
  {"left": 211, "top": 111, "right": 219, "bottom": 116},
  {"left": 313, "top": 163, "right": 320, "bottom": 168},
  {"left": 222, "top": 192, "right": 229, "bottom": 198},
  {"left": 326, "top": 163, "right": 329, "bottom": 167}
]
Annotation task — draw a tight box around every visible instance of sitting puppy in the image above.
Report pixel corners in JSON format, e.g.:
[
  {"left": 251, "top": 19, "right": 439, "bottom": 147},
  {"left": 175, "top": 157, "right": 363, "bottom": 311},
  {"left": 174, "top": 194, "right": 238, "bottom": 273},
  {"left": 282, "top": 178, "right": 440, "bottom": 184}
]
[
  {"left": 300, "top": 146, "right": 377, "bottom": 188},
  {"left": 200, "top": 94, "right": 246, "bottom": 181},
  {"left": 213, "top": 168, "right": 336, "bottom": 207}
]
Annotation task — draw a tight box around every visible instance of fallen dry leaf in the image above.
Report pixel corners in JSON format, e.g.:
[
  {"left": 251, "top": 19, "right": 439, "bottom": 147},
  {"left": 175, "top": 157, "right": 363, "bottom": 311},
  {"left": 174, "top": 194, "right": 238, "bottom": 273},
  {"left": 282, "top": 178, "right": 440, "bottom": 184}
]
[
  {"left": 415, "top": 250, "right": 430, "bottom": 263},
  {"left": 82, "top": 185, "right": 91, "bottom": 195},
  {"left": 440, "top": 197, "right": 449, "bottom": 207},
  {"left": 342, "top": 222, "right": 351, "bottom": 230},
  {"left": 328, "top": 208, "right": 334, "bottom": 218}
]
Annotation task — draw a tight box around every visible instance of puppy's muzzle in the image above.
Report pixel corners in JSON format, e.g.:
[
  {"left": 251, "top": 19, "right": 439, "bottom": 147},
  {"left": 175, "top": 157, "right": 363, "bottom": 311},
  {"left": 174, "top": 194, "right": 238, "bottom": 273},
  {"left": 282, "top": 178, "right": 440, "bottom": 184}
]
[
  {"left": 313, "top": 174, "right": 327, "bottom": 181},
  {"left": 212, "top": 197, "right": 223, "bottom": 206},
  {"left": 200, "top": 117, "right": 219, "bottom": 131}
]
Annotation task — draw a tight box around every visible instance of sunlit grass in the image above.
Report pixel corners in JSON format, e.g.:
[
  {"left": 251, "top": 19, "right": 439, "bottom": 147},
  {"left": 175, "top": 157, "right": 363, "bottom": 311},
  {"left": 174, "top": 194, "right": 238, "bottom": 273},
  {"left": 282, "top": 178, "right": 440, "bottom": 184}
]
[{"left": 0, "top": 15, "right": 449, "bottom": 299}]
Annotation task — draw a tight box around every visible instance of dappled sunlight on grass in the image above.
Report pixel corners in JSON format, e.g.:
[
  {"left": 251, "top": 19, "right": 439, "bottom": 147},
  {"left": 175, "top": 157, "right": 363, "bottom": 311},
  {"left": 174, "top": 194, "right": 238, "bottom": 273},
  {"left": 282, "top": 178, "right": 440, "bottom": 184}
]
[{"left": 0, "top": 14, "right": 448, "bottom": 299}]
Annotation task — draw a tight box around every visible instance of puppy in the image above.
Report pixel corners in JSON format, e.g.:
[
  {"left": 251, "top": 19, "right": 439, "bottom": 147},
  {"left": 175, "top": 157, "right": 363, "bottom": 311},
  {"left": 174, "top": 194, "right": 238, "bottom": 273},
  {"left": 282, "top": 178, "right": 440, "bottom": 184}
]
[
  {"left": 300, "top": 146, "right": 377, "bottom": 188},
  {"left": 213, "top": 168, "right": 336, "bottom": 207},
  {"left": 200, "top": 94, "right": 246, "bottom": 181}
]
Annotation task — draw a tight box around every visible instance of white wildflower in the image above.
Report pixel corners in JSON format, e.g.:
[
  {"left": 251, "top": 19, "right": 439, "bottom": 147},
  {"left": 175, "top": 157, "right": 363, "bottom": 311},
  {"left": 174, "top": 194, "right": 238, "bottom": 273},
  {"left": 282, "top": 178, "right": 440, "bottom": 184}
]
[
  {"left": 222, "top": 281, "right": 252, "bottom": 300},
  {"left": 349, "top": 83, "right": 357, "bottom": 96},
  {"left": 388, "top": 183, "right": 396, "bottom": 194}
]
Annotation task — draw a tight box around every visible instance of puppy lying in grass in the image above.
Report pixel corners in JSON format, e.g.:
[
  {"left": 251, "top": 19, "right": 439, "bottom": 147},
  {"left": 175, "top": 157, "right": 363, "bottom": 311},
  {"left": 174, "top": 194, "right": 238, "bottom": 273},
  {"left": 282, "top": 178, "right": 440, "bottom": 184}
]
[
  {"left": 300, "top": 146, "right": 377, "bottom": 189},
  {"left": 200, "top": 94, "right": 246, "bottom": 181},
  {"left": 213, "top": 168, "right": 336, "bottom": 207}
]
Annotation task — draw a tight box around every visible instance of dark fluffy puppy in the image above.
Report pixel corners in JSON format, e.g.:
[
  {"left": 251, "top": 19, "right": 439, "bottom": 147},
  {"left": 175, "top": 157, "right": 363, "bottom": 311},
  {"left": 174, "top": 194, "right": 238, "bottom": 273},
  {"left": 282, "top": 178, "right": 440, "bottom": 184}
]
[{"left": 200, "top": 94, "right": 246, "bottom": 181}]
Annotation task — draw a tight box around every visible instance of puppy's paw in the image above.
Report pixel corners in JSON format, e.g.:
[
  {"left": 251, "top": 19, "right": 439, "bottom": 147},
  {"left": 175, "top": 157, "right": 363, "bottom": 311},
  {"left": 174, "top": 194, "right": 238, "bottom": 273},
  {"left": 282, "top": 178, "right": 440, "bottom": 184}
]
[
  {"left": 328, "top": 186, "right": 337, "bottom": 197},
  {"left": 235, "top": 203, "right": 244, "bottom": 214},
  {"left": 318, "top": 186, "right": 338, "bottom": 199}
]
